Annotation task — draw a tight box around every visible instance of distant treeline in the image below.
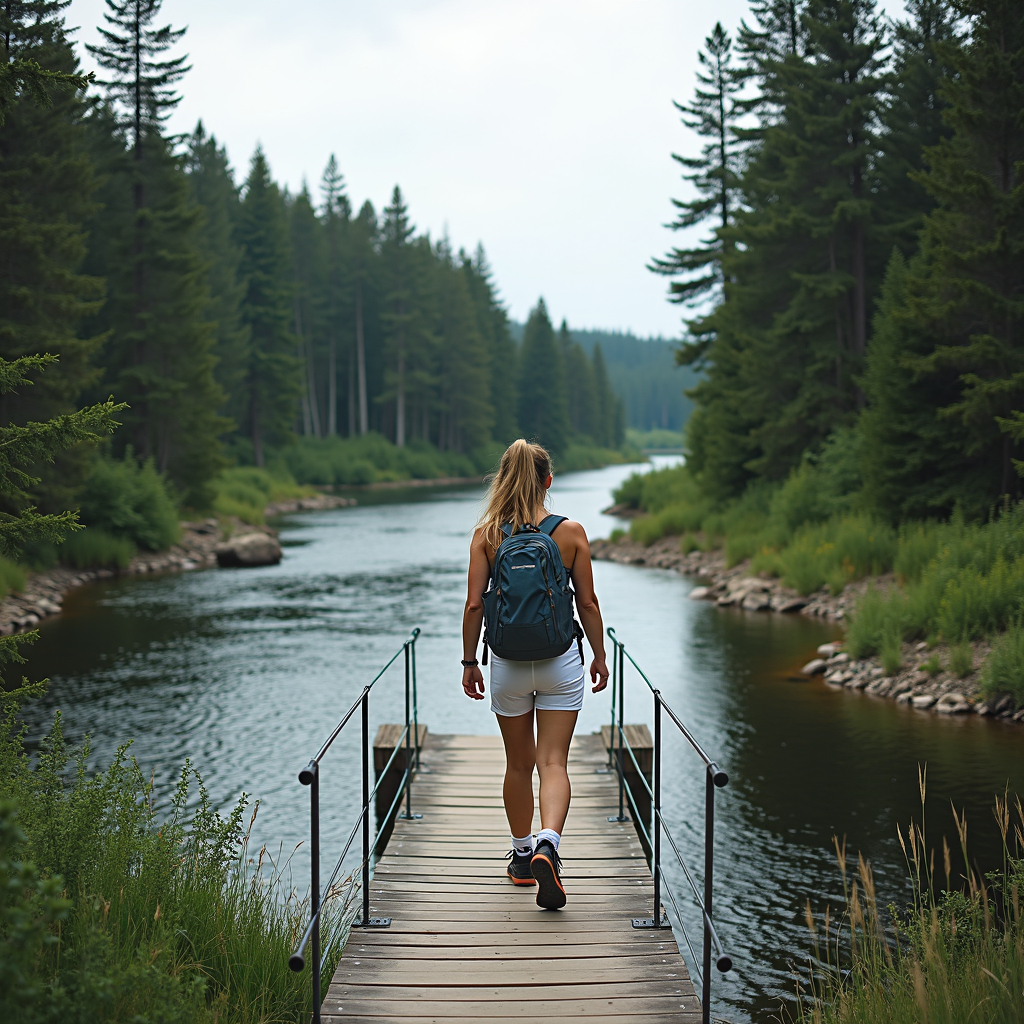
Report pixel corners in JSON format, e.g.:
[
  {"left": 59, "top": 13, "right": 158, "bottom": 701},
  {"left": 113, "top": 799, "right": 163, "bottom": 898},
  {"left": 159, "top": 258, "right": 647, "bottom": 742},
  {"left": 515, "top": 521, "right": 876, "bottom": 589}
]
[
  {"left": 1, "top": 0, "right": 636, "bottom": 519},
  {"left": 509, "top": 325, "right": 697, "bottom": 433},
  {"left": 654, "top": 0, "right": 1024, "bottom": 520}
]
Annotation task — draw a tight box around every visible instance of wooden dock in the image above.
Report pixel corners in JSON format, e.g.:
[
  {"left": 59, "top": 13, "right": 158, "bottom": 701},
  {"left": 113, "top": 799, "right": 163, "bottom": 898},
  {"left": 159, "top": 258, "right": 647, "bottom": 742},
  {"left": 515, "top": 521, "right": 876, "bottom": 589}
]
[{"left": 321, "top": 732, "right": 700, "bottom": 1022}]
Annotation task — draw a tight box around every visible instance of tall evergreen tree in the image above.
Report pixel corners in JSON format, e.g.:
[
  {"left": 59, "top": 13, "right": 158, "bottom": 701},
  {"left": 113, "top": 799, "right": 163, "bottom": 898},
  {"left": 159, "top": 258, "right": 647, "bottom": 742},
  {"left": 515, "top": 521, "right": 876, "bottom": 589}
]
[
  {"left": 517, "top": 299, "right": 569, "bottom": 455},
  {"left": 433, "top": 240, "right": 491, "bottom": 452},
  {"left": 866, "top": 0, "right": 1024, "bottom": 513},
  {"left": 289, "top": 185, "right": 326, "bottom": 437},
  {"left": 236, "top": 146, "right": 300, "bottom": 466},
  {"left": 0, "top": 1, "right": 104, "bottom": 511},
  {"left": 349, "top": 200, "right": 377, "bottom": 436},
  {"left": 464, "top": 245, "right": 517, "bottom": 443},
  {"left": 85, "top": 0, "right": 225, "bottom": 506},
  {"left": 650, "top": 21, "right": 744, "bottom": 332},
  {"left": 875, "top": 0, "right": 961, "bottom": 260},
  {"left": 319, "top": 155, "right": 351, "bottom": 437},
  {"left": 591, "top": 343, "right": 624, "bottom": 448},
  {"left": 380, "top": 187, "right": 434, "bottom": 447},
  {"left": 183, "top": 121, "right": 249, "bottom": 432}
]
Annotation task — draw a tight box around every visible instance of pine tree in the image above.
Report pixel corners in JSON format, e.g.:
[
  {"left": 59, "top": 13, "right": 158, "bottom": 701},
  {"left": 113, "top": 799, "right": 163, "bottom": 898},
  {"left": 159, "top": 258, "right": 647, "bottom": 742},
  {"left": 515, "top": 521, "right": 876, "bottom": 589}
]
[
  {"left": 650, "top": 21, "right": 744, "bottom": 336},
  {"left": 433, "top": 241, "right": 492, "bottom": 452},
  {"left": 320, "top": 155, "right": 351, "bottom": 436},
  {"left": 85, "top": 0, "right": 226, "bottom": 506},
  {"left": 349, "top": 200, "right": 377, "bottom": 436},
  {"left": 236, "top": 146, "right": 300, "bottom": 466},
  {"left": 463, "top": 245, "right": 517, "bottom": 443},
  {"left": 289, "top": 185, "right": 326, "bottom": 437},
  {"left": 517, "top": 300, "right": 569, "bottom": 455},
  {"left": 875, "top": 1, "right": 960, "bottom": 260},
  {"left": 380, "top": 187, "right": 434, "bottom": 447},
  {"left": 873, "top": 0, "right": 1024, "bottom": 511},
  {"left": 591, "top": 343, "right": 624, "bottom": 448},
  {"left": 183, "top": 122, "right": 249, "bottom": 433},
  {"left": 685, "top": 0, "right": 889, "bottom": 496},
  {"left": 561, "top": 330, "right": 598, "bottom": 441},
  {"left": 0, "top": 1, "right": 105, "bottom": 511}
]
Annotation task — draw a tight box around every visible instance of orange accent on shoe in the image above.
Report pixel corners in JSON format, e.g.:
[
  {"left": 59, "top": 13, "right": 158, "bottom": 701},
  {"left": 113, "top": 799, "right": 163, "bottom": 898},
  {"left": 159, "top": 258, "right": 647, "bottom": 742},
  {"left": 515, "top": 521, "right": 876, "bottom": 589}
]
[
  {"left": 507, "top": 872, "right": 537, "bottom": 885},
  {"left": 531, "top": 853, "right": 565, "bottom": 894}
]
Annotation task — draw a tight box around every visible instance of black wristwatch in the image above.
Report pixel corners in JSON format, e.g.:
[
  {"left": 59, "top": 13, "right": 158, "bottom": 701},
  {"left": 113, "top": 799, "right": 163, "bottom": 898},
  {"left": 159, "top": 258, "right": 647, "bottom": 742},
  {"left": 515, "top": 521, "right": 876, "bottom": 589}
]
[{"left": 461, "top": 659, "right": 479, "bottom": 667}]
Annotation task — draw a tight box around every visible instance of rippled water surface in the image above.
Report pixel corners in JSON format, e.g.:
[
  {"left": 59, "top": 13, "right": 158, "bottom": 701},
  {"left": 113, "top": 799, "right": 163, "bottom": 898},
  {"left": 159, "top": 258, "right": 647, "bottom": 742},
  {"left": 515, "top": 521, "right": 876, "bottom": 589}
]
[{"left": 18, "top": 460, "right": 1024, "bottom": 1023}]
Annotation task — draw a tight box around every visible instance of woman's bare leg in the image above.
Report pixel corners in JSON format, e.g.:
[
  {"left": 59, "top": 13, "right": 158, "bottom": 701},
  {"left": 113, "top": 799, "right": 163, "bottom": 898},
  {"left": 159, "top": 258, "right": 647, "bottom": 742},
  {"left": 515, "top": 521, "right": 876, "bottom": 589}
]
[
  {"left": 496, "top": 710, "right": 536, "bottom": 838},
  {"left": 535, "top": 709, "right": 578, "bottom": 834}
]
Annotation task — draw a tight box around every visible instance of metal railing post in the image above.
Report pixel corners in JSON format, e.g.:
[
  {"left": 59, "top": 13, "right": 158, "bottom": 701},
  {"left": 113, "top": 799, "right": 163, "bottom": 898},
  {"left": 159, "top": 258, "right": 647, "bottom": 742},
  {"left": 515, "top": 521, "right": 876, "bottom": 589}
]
[
  {"left": 400, "top": 642, "right": 421, "bottom": 820},
  {"left": 310, "top": 764, "right": 321, "bottom": 1024},
  {"left": 703, "top": 763, "right": 716, "bottom": 1024},
  {"left": 617, "top": 642, "right": 626, "bottom": 820},
  {"left": 608, "top": 637, "right": 617, "bottom": 769},
  {"left": 412, "top": 635, "right": 421, "bottom": 770},
  {"left": 653, "top": 689, "right": 662, "bottom": 925},
  {"left": 361, "top": 690, "right": 370, "bottom": 927}
]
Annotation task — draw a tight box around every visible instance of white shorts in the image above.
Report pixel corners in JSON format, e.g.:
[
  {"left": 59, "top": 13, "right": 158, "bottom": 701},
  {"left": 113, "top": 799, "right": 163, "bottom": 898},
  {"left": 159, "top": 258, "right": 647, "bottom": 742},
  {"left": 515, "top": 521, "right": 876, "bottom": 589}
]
[{"left": 489, "top": 646, "right": 586, "bottom": 717}]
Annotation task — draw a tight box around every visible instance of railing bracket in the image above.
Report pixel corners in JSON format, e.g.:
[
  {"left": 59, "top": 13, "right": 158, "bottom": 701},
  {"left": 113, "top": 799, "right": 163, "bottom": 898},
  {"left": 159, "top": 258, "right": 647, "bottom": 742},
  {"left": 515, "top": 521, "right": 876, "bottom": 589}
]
[
  {"left": 607, "top": 814, "right": 630, "bottom": 822},
  {"left": 353, "top": 916, "right": 391, "bottom": 928},
  {"left": 400, "top": 812, "right": 423, "bottom": 820},
  {"left": 632, "top": 914, "right": 671, "bottom": 929}
]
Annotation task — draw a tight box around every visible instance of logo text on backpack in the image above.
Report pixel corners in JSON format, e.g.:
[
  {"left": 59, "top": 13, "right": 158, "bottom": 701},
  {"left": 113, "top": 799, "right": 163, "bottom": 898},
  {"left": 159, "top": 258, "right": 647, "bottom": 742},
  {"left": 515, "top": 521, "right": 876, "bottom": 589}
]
[{"left": 511, "top": 564, "right": 536, "bottom": 569}]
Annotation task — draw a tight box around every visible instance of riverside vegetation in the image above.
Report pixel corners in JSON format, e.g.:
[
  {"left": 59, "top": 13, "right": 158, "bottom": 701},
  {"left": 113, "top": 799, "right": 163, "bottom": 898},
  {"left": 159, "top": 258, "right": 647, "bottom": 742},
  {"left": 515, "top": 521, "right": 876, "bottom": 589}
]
[{"left": 633, "top": 0, "right": 1024, "bottom": 1017}]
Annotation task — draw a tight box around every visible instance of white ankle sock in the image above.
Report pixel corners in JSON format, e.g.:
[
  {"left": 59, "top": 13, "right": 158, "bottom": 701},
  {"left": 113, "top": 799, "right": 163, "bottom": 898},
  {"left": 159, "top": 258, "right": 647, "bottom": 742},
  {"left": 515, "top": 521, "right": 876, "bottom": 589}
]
[
  {"left": 511, "top": 833, "right": 534, "bottom": 855},
  {"left": 536, "top": 828, "right": 560, "bottom": 850}
]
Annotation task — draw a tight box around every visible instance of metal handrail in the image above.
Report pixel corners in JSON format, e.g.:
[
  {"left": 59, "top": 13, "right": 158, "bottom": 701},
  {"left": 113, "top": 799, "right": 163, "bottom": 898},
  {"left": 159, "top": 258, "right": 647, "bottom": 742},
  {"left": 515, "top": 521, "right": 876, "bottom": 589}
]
[
  {"left": 288, "top": 627, "right": 422, "bottom": 1024},
  {"left": 605, "top": 626, "right": 733, "bottom": 1024}
]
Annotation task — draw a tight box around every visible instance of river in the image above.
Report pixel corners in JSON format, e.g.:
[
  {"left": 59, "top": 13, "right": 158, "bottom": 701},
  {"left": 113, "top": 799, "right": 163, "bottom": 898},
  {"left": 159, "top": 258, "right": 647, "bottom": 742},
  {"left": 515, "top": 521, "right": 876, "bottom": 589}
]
[{"left": 16, "top": 460, "right": 1024, "bottom": 1023}]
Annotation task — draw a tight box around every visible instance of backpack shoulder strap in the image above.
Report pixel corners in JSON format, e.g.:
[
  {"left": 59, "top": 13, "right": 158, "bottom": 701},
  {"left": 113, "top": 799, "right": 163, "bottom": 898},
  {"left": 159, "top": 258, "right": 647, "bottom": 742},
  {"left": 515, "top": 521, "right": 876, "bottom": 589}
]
[
  {"left": 498, "top": 523, "right": 514, "bottom": 540},
  {"left": 538, "top": 515, "right": 567, "bottom": 537}
]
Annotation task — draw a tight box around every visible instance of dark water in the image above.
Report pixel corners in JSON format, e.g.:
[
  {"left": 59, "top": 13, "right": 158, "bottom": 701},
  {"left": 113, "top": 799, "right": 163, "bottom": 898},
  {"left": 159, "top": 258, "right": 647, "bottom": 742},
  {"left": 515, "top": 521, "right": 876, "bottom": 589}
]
[{"left": 15, "top": 461, "right": 1024, "bottom": 1023}]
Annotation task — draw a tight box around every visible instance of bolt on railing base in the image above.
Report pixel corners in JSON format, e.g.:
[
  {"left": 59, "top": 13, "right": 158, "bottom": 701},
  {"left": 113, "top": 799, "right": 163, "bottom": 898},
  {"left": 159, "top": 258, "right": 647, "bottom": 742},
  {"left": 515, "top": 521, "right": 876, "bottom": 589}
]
[
  {"left": 399, "top": 812, "right": 423, "bottom": 820},
  {"left": 632, "top": 914, "right": 672, "bottom": 929},
  {"left": 352, "top": 917, "right": 392, "bottom": 928},
  {"left": 607, "top": 813, "right": 630, "bottom": 822}
]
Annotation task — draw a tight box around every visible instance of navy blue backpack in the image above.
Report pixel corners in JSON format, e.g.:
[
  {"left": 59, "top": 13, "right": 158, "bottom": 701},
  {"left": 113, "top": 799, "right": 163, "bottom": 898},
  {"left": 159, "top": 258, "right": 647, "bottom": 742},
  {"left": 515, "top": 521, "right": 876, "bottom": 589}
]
[{"left": 481, "top": 515, "right": 581, "bottom": 663}]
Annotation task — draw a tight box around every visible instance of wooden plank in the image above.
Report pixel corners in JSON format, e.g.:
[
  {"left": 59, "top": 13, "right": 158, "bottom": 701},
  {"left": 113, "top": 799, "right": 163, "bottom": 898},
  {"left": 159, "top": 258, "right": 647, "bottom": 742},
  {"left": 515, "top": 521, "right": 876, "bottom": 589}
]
[{"left": 322, "top": 732, "right": 698, "bottom": 1021}]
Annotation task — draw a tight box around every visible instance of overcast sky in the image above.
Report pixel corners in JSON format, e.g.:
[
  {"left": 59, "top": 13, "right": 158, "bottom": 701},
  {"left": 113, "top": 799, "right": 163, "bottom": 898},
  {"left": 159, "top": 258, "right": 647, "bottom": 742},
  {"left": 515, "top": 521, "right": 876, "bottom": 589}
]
[{"left": 66, "top": 0, "right": 907, "bottom": 338}]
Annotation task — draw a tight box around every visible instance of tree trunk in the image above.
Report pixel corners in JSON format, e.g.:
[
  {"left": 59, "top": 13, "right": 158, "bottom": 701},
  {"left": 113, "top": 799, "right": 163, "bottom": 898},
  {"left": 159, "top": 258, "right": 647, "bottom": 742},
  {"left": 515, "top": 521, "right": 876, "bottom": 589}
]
[
  {"left": 251, "top": 390, "right": 264, "bottom": 468},
  {"left": 851, "top": 161, "right": 867, "bottom": 409},
  {"left": 348, "top": 346, "right": 356, "bottom": 437},
  {"left": 395, "top": 345, "right": 405, "bottom": 447},
  {"left": 355, "top": 281, "right": 368, "bottom": 434},
  {"left": 327, "top": 333, "right": 337, "bottom": 435}
]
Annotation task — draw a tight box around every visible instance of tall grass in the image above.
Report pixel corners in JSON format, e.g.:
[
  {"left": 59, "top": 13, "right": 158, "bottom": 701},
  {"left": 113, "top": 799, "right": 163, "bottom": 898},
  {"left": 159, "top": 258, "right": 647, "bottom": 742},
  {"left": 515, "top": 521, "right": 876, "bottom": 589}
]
[
  {"left": 795, "top": 772, "right": 1024, "bottom": 1024},
  {"left": 0, "top": 687, "right": 353, "bottom": 1023},
  {"left": 981, "top": 620, "right": 1024, "bottom": 706},
  {"left": 59, "top": 527, "right": 136, "bottom": 569},
  {"left": 212, "top": 466, "right": 316, "bottom": 525}
]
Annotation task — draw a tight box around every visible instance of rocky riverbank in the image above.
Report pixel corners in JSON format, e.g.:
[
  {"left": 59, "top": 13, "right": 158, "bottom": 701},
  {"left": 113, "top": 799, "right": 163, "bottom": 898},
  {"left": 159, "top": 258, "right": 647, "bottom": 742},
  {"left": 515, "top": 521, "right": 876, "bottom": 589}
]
[
  {"left": 0, "top": 494, "right": 356, "bottom": 638},
  {"left": 591, "top": 534, "right": 1016, "bottom": 724}
]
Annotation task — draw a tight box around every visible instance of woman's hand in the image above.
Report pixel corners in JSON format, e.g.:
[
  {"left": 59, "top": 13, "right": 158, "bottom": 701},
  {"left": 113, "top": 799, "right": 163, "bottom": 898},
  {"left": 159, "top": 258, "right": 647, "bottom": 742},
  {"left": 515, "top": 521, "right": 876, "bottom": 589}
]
[
  {"left": 462, "top": 664, "right": 485, "bottom": 700},
  {"left": 590, "top": 656, "right": 609, "bottom": 693}
]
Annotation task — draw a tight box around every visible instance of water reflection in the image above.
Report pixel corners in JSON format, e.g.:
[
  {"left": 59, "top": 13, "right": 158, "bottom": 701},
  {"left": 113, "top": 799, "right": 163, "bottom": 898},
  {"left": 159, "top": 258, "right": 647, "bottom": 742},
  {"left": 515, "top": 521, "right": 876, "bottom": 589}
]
[{"left": 14, "top": 459, "right": 1024, "bottom": 1024}]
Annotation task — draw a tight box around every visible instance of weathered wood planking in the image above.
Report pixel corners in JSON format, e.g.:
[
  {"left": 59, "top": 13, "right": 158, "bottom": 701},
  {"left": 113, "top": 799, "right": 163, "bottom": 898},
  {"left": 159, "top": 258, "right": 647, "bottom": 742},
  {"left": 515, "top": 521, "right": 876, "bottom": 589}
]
[{"left": 322, "top": 732, "right": 699, "bottom": 1022}]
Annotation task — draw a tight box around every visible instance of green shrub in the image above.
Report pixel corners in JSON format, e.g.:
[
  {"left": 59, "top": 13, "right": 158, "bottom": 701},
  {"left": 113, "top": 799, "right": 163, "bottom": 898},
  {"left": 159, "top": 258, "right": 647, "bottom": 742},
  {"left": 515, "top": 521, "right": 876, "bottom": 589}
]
[
  {"left": 880, "top": 620, "right": 903, "bottom": 675},
  {"left": 937, "top": 555, "right": 1024, "bottom": 641},
  {"left": 680, "top": 533, "right": 701, "bottom": 554},
  {"left": 609, "top": 527, "right": 625, "bottom": 542},
  {"left": 981, "top": 621, "right": 1024, "bottom": 705},
  {"left": 0, "top": 556, "right": 25, "bottom": 598},
  {"left": 923, "top": 653, "right": 942, "bottom": 676},
  {"left": 0, "top": 693, "right": 352, "bottom": 1024},
  {"left": 846, "top": 586, "right": 893, "bottom": 658},
  {"left": 59, "top": 528, "right": 135, "bottom": 569},
  {"left": 76, "top": 453, "right": 180, "bottom": 551},
  {"left": 949, "top": 639, "right": 975, "bottom": 678}
]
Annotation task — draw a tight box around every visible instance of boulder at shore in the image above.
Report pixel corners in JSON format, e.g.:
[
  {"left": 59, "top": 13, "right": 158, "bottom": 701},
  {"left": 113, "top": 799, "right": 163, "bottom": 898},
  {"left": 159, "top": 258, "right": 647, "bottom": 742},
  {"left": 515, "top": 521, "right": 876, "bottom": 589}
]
[{"left": 215, "top": 532, "right": 282, "bottom": 568}]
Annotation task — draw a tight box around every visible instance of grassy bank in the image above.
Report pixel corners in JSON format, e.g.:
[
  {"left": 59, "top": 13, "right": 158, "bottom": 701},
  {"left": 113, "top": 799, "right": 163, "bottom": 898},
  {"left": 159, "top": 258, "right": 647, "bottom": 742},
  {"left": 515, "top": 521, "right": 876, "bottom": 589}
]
[
  {"left": 0, "top": 685, "right": 352, "bottom": 1024},
  {"left": 796, "top": 782, "right": 1024, "bottom": 1023},
  {"left": 613, "top": 462, "right": 1024, "bottom": 706}
]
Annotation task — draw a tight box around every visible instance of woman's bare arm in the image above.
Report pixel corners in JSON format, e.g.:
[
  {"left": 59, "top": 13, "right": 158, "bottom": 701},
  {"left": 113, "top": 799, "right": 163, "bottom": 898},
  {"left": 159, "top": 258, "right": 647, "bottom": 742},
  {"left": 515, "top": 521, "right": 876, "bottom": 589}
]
[
  {"left": 461, "top": 528, "right": 490, "bottom": 700},
  {"left": 564, "top": 522, "right": 609, "bottom": 692}
]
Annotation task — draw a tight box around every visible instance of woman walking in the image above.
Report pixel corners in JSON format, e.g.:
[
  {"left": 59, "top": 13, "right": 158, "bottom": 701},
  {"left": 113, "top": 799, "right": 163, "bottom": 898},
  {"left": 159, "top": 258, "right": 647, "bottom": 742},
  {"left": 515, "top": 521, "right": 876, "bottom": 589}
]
[{"left": 461, "top": 439, "right": 609, "bottom": 909}]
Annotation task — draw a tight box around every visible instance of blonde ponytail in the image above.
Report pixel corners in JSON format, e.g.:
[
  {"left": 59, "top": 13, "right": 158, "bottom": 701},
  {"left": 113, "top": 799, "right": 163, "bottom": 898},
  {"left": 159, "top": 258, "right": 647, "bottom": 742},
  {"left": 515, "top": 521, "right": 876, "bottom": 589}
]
[{"left": 478, "top": 439, "right": 552, "bottom": 550}]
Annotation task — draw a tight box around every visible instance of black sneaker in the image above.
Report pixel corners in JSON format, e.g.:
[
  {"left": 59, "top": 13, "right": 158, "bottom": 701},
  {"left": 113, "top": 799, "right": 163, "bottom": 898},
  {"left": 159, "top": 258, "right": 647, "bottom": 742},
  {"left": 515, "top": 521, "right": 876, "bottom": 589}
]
[
  {"left": 531, "top": 840, "right": 566, "bottom": 909},
  {"left": 505, "top": 849, "right": 536, "bottom": 886}
]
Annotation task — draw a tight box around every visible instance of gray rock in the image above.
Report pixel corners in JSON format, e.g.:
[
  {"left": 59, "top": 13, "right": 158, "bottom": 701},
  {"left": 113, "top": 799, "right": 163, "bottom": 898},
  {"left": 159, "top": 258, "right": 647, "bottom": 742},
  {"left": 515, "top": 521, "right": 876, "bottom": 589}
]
[
  {"left": 741, "top": 592, "right": 772, "bottom": 611},
  {"left": 215, "top": 532, "right": 283, "bottom": 568},
  {"left": 911, "top": 694, "right": 936, "bottom": 709},
  {"left": 802, "top": 658, "right": 828, "bottom": 676},
  {"left": 773, "top": 595, "right": 808, "bottom": 613},
  {"left": 817, "top": 642, "right": 842, "bottom": 657},
  {"left": 688, "top": 586, "right": 711, "bottom": 601}
]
